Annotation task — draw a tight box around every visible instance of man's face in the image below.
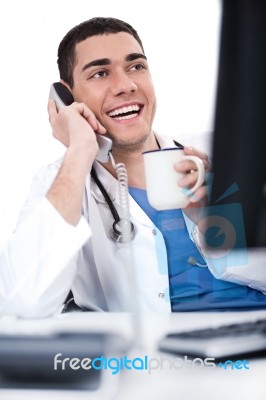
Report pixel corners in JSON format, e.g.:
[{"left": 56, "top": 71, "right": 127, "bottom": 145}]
[{"left": 70, "top": 32, "right": 156, "bottom": 149}]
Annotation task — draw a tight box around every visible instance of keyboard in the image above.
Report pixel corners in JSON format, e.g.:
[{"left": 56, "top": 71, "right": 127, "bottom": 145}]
[
  {"left": 0, "top": 331, "right": 129, "bottom": 390},
  {"left": 158, "top": 318, "right": 266, "bottom": 359}
]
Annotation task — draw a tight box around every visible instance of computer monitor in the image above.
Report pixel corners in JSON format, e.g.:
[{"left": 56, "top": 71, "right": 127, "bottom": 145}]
[{"left": 209, "top": 0, "right": 266, "bottom": 248}]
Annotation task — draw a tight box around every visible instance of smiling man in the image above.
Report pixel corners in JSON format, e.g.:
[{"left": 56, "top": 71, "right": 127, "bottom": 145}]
[
  {"left": 1, "top": 17, "right": 266, "bottom": 318},
  {"left": 71, "top": 34, "right": 156, "bottom": 150}
]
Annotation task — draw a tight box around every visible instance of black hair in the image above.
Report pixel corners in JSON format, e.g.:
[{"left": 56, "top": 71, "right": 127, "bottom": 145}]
[{"left": 57, "top": 17, "right": 144, "bottom": 88}]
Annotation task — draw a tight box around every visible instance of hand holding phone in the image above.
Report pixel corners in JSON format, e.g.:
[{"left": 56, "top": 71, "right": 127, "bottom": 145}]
[{"left": 49, "top": 82, "right": 112, "bottom": 163}]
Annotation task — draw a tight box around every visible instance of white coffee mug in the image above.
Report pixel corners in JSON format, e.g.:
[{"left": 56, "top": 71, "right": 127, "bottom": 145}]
[{"left": 143, "top": 147, "right": 205, "bottom": 210}]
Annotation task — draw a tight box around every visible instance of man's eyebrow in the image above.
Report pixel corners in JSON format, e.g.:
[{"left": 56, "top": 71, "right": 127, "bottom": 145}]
[
  {"left": 125, "top": 53, "right": 147, "bottom": 62},
  {"left": 81, "top": 58, "right": 111, "bottom": 72},
  {"left": 81, "top": 53, "right": 147, "bottom": 73}
]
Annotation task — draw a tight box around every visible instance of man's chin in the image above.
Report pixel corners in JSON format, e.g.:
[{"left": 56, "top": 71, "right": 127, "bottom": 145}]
[
  {"left": 106, "top": 129, "right": 151, "bottom": 152},
  {"left": 111, "top": 135, "right": 151, "bottom": 153}
]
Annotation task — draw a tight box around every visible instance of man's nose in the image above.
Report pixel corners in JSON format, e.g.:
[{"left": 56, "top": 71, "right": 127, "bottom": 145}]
[{"left": 110, "top": 71, "right": 137, "bottom": 96}]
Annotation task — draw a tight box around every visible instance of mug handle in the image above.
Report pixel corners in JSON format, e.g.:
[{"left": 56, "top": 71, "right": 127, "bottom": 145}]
[{"left": 182, "top": 155, "right": 205, "bottom": 194}]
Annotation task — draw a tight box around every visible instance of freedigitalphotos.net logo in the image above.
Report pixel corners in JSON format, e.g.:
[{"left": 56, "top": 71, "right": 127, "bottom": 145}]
[{"left": 54, "top": 354, "right": 250, "bottom": 375}]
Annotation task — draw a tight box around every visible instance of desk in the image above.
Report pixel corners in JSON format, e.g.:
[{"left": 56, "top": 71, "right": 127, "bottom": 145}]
[{"left": 1, "top": 310, "right": 266, "bottom": 400}]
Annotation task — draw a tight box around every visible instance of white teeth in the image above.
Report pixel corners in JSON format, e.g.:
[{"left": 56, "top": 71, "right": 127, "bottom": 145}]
[
  {"left": 115, "top": 113, "right": 139, "bottom": 120},
  {"left": 108, "top": 104, "right": 141, "bottom": 117}
]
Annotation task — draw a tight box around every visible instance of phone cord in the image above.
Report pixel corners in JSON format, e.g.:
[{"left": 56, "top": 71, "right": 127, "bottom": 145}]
[{"left": 109, "top": 152, "right": 132, "bottom": 243}]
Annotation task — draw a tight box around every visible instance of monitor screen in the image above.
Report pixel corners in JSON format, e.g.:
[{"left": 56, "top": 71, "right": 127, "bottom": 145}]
[{"left": 209, "top": 0, "right": 266, "bottom": 248}]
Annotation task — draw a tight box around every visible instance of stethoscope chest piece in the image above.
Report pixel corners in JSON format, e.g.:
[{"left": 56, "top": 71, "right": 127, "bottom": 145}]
[{"left": 110, "top": 218, "right": 136, "bottom": 243}]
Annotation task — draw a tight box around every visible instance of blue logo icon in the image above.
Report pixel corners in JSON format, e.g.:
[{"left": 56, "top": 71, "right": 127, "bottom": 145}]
[{"left": 196, "top": 174, "right": 248, "bottom": 271}]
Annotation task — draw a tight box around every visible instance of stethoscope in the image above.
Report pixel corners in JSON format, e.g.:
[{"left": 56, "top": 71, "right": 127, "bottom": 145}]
[{"left": 91, "top": 166, "right": 135, "bottom": 243}]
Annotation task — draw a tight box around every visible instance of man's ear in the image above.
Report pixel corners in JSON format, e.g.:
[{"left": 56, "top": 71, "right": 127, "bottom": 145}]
[{"left": 60, "top": 79, "right": 72, "bottom": 93}]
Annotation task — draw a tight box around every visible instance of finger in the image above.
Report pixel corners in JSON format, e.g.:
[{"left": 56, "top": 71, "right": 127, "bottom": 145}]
[
  {"left": 178, "top": 171, "right": 199, "bottom": 188},
  {"left": 73, "top": 102, "right": 98, "bottom": 131},
  {"left": 47, "top": 99, "right": 58, "bottom": 123},
  {"left": 189, "top": 185, "right": 208, "bottom": 204},
  {"left": 95, "top": 120, "right": 107, "bottom": 134},
  {"left": 174, "top": 158, "right": 209, "bottom": 173},
  {"left": 75, "top": 103, "right": 106, "bottom": 134},
  {"left": 183, "top": 146, "right": 209, "bottom": 161}
]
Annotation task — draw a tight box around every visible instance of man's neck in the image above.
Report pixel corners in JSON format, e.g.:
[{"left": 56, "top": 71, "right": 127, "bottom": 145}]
[{"left": 103, "top": 132, "right": 159, "bottom": 189}]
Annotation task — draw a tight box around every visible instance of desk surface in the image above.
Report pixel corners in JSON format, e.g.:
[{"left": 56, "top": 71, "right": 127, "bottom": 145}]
[{"left": 1, "top": 310, "right": 266, "bottom": 400}]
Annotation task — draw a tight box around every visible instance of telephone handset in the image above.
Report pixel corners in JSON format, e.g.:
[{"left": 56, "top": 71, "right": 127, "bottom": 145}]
[{"left": 49, "top": 82, "right": 112, "bottom": 163}]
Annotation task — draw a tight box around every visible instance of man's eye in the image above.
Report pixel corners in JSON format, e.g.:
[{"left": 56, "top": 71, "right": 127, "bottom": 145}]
[
  {"left": 91, "top": 70, "right": 108, "bottom": 79},
  {"left": 130, "top": 63, "right": 146, "bottom": 72}
]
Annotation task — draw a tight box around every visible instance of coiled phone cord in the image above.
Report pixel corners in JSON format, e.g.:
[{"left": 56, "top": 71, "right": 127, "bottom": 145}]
[{"left": 108, "top": 152, "right": 134, "bottom": 243}]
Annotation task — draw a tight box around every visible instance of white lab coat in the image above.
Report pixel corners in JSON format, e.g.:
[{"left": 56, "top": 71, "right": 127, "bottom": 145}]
[{"left": 0, "top": 133, "right": 266, "bottom": 318}]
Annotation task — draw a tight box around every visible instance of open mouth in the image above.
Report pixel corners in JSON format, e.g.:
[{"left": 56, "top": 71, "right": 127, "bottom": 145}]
[{"left": 107, "top": 104, "right": 142, "bottom": 121}]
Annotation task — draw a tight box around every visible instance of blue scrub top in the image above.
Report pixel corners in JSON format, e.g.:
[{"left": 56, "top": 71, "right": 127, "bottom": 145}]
[{"left": 129, "top": 187, "right": 266, "bottom": 311}]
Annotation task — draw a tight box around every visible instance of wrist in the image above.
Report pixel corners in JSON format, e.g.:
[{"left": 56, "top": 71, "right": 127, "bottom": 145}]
[
  {"left": 67, "top": 140, "right": 97, "bottom": 162},
  {"left": 64, "top": 146, "right": 95, "bottom": 178}
]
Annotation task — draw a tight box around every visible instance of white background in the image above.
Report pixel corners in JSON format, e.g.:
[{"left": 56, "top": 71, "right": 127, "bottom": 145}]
[{"left": 0, "top": 0, "right": 220, "bottom": 244}]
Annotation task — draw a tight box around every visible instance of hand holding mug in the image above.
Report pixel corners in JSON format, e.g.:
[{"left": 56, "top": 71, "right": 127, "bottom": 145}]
[
  {"left": 175, "top": 146, "right": 211, "bottom": 209},
  {"left": 143, "top": 146, "right": 209, "bottom": 210}
]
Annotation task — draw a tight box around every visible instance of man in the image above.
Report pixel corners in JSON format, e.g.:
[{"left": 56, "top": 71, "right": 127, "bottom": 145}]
[{"left": 1, "top": 17, "right": 266, "bottom": 317}]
